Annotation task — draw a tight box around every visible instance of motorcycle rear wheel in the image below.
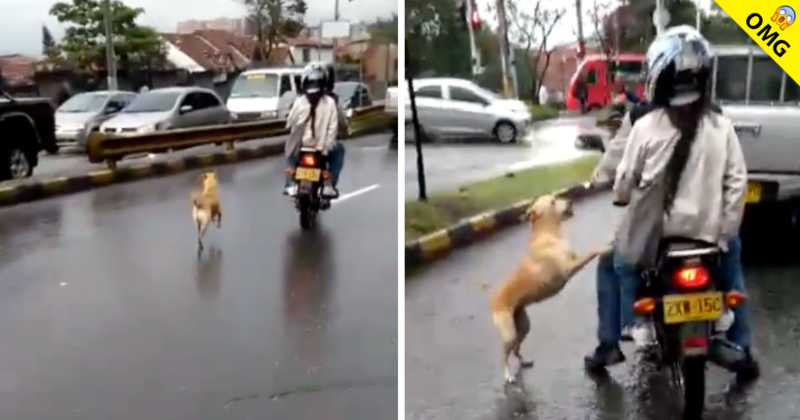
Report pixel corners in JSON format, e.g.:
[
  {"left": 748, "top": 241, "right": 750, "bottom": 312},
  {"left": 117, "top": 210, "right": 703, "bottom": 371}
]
[
  {"left": 679, "top": 357, "right": 706, "bottom": 420},
  {"left": 296, "top": 194, "right": 318, "bottom": 230}
]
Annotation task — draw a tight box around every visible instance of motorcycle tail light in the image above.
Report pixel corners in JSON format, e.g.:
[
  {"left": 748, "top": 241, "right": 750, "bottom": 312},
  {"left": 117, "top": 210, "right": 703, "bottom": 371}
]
[
  {"left": 674, "top": 266, "right": 709, "bottom": 289},
  {"left": 300, "top": 154, "right": 317, "bottom": 167},
  {"left": 683, "top": 337, "right": 708, "bottom": 348}
]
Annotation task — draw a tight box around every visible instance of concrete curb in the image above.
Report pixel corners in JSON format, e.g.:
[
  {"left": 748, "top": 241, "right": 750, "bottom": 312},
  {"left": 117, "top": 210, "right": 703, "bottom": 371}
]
[
  {"left": 0, "top": 122, "right": 393, "bottom": 208},
  {"left": 404, "top": 182, "right": 612, "bottom": 271}
]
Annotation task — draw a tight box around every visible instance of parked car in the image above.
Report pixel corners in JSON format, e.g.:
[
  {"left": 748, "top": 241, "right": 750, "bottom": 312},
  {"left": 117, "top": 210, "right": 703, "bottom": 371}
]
[
  {"left": 55, "top": 90, "right": 137, "bottom": 152},
  {"left": 404, "top": 77, "right": 530, "bottom": 143},
  {"left": 99, "top": 87, "right": 230, "bottom": 135},
  {"left": 0, "top": 93, "right": 57, "bottom": 180},
  {"left": 333, "top": 81, "right": 373, "bottom": 116}
]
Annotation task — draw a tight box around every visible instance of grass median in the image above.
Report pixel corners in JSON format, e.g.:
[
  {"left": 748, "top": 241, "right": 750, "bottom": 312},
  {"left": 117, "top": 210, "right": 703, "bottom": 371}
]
[{"left": 405, "top": 155, "right": 600, "bottom": 241}]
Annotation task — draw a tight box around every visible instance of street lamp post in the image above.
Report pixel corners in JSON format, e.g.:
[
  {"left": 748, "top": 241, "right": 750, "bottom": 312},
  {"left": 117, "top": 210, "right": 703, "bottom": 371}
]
[{"left": 103, "top": 0, "right": 118, "bottom": 90}]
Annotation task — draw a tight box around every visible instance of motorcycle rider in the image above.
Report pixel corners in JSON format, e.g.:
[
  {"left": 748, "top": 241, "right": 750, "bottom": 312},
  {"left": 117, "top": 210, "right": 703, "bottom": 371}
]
[
  {"left": 283, "top": 63, "right": 339, "bottom": 197},
  {"left": 319, "top": 62, "right": 347, "bottom": 196},
  {"left": 584, "top": 26, "right": 760, "bottom": 382}
]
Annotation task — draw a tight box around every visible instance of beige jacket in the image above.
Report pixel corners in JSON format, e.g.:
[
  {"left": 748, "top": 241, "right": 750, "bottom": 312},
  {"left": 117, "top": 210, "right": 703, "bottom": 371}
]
[
  {"left": 284, "top": 95, "right": 339, "bottom": 157},
  {"left": 613, "top": 109, "right": 747, "bottom": 250}
]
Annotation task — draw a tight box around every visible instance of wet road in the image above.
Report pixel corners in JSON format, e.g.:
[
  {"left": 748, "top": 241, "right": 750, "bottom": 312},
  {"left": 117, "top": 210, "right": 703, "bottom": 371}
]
[
  {"left": 406, "top": 193, "right": 800, "bottom": 420},
  {"left": 404, "top": 118, "right": 594, "bottom": 196},
  {"left": 0, "top": 134, "right": 397, "bottom": 420}
]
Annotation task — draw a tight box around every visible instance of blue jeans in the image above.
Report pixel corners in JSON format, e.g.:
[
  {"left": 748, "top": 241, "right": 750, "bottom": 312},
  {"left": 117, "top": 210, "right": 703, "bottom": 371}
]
[
  {"left": 596, "top": 237, "right": 751, "bottom": 350},
  {"left": 284, "top": 143, "right": 345, "bottom": 188}
]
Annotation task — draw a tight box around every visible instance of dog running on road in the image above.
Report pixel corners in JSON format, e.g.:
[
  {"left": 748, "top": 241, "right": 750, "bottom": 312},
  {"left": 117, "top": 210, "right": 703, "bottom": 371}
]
[
  {"left": 192, "top": 171, "right": 222, "bottom": 250},
  {"left": 489, "top": 194, "right": 610, "bottom": 383}
]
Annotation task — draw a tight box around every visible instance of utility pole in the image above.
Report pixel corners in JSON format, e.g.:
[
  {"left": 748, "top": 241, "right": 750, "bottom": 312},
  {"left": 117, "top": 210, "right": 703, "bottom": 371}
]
[
  {"left": 575, "top": 0, "right": 585, "bottom": 59},
  {"left": 464, "top": 0, "right": 481, "bottom": 78},
  {"left": 495, "top": 0, "right": 513, "bottom": 97},
  {"left": 103, "top": 0, "right": 118, "bottom": 90}
]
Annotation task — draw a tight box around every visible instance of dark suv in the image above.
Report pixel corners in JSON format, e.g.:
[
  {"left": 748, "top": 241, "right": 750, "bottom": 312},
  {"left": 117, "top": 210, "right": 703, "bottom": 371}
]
[{"left": 0, "top": 94, "right": 57, "bottom": 181}]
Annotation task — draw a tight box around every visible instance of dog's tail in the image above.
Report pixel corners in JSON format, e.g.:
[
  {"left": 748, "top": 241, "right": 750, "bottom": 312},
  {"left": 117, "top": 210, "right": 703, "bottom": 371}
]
[{"left": 492, "top": 310, "right": 517, "bottom": 345}]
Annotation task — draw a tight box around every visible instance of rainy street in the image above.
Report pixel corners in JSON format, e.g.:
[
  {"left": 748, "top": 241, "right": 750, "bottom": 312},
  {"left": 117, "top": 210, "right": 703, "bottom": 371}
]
[
  {"left": 0, "top": 134, "right": 398, "bottom": 420},
  {"left": 406, "top": 193, "right": 800, "bottom": 420},
  {"left": 404, "top": 117, "right": 595, "bottom": 196}
]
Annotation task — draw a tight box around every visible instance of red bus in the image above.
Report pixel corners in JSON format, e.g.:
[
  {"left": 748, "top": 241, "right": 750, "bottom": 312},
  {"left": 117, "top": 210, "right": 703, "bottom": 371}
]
[{"left": 565, "top": 53, "right": 646, "bottom": 112}]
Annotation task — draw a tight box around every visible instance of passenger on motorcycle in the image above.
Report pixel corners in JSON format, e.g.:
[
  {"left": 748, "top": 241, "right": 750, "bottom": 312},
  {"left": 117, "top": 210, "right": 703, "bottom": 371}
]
[
  {"left": 319, "top": 62, "right": 347, "bottom": 195},
  {"left": 284, "top": 63, "right": 340, "bottom": 198},
  {"left": 584, "top": 26, "right": 760, "bottom": 382}
]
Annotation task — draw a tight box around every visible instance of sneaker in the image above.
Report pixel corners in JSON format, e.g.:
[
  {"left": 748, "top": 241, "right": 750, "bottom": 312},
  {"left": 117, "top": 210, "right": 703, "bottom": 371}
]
[
  {"left": 284, "top": 185, "right": 298, "bottom": 196},
  {"left": 322, "top": 185, "right": 339, "bottom": 198},
  {"left": 621, "top": 326, "right": 633, "bottom": 342},
  {"left": 584, "top": 343, "right": 626, "bottom": 371}
]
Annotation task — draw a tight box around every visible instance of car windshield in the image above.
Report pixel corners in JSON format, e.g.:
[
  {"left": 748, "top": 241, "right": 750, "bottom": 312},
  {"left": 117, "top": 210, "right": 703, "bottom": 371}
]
[
  {"left": 229, "top": 73, "right": 280, "bottom": 98},
  {"left": 333, "top": 83, "right": 358, "bottom": 99},
  {"left": 122, "top": 91, "right": 181, "bottom": 113},
  {"left": 58, "top": 93, "right": 109, "bottom": 113},
  {"left": 472, "top": 85, "right": 500, "bottom": 100}
]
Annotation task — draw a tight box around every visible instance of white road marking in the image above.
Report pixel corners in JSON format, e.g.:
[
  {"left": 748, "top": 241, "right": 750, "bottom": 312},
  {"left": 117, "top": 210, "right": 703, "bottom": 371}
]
[{"left": 332, "top": 184, "right": 380, "bottom": 204}]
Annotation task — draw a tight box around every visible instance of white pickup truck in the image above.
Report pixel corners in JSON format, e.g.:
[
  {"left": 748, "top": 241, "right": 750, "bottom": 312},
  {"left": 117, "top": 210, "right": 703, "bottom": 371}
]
[
  {"left": 713, "top": 44, "right": 800, "bottom": 239},
  {"left": 713, "top": 45, "right": 800, "bottom": 203}
]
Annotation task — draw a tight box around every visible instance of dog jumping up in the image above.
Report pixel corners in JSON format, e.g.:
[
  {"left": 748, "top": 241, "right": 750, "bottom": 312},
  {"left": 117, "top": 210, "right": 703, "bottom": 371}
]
[
  {"left": 191, "top": 171, "right": 222, "bottom": 250},
  {"left": 489, "top": 194, "right": 610, "bottom": 383}
]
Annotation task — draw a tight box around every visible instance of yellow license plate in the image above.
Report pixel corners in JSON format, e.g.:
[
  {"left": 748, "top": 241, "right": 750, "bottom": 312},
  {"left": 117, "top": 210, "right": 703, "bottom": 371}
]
[
  {"left": 663, "top": 292, "right": 724, "bottom": 324},
  {"left": 746, "top": 182, "right": 761, "bottom": 204},
  {"left": 295, "top": 167, "right": 321, "bottom": 182}
]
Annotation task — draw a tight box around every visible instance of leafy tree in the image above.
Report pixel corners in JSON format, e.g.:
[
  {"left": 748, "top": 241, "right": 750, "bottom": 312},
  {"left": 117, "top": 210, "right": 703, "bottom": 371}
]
[
  {"left": 406, "top": 0, "right": 471, "bottom": 78},
  {"left": 367, "top": 14, "right": 398, "bottom": 82},
  {"left": 588, "top": 0, "right": 748, "bottom": 54},
  {"left": 49, "top": 0, "right": 166, "bottom": 72},
  {"left": 242, "top": 0, "right": 307, "bottom": 66},
  {"left": 42, "top": 25, "right": 58, "bottom": 58},
  {"left": 368, "top": 13, "right": 398, "bottom": 46}
]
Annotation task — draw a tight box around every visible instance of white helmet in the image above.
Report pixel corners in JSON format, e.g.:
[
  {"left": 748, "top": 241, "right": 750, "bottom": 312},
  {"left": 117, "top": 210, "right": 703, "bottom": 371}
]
[{"left": 645, "top": 25, "right": 713, "bottom": 106}]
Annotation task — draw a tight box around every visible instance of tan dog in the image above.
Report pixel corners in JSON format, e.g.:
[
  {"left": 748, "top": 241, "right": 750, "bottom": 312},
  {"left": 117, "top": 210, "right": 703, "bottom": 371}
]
[
  {"left": 191, "top": 171, "right": 222, "bottom": 250},
  {"left": 490, "top": 194, "right": 610, "bottom": 383}
]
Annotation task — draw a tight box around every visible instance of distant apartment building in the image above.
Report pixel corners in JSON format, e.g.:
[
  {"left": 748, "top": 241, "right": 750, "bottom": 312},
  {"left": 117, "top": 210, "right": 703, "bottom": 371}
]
[{"left": 176, "top": 18, "right": 251, "bottom": 37}]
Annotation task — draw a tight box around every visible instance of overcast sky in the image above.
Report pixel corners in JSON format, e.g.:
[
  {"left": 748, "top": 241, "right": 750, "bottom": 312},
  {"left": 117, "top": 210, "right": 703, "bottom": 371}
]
[{"left": 0, "top": 0, "right": 397, "bottom": 56}]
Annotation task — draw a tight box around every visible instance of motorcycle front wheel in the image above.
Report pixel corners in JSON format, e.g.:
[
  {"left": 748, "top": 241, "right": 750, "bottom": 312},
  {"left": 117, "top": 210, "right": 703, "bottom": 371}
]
[{"left": 678, "top": 357, "right": 706, "bottom": 420}]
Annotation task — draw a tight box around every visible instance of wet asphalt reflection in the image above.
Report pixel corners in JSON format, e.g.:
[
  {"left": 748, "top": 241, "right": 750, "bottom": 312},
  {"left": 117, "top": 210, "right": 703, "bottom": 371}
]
[
  {"left": 0, "top": 135, "right": 398, "bottom": 420},
  {"left": 406, "top": 194, "right": 800, "bottom": 420}
]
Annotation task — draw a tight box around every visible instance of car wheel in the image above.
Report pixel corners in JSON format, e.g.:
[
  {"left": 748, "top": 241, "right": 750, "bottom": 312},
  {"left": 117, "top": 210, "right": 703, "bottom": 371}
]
[
  {"left": 0, "top": 146, "right": 33, "bottom": 181},
  {"left": 493, "top": 121, "right": 518, "bottom": 143}
]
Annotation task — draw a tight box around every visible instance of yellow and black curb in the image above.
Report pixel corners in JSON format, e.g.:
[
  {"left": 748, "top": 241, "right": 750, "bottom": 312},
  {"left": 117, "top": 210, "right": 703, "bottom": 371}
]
[
  {"left": 0, "top": 120, "right": 393, "bottom": 209},
  {"left": 404, "top": 182, "right": 612, "bottom": 271}
]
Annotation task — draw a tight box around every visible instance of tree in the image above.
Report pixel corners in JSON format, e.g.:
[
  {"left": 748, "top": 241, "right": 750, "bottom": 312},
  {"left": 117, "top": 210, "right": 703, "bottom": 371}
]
[
  {"left": 368, "top": 14, "right": 399, "bottom": 83},
  {"left": 242, "top": 0, "right": 307, "bottom": 66},
  {"left": 505, "top": 0, "right": 565, "bottom": 102},
  {"left": 49, "top": 0, "right": 166, "bottom": 73},
  {"left": 406, "top": 0, "right": 471, "bottom": 77},
  {"left": 42, "top": 25, "right": 58, "bottom": 58}
]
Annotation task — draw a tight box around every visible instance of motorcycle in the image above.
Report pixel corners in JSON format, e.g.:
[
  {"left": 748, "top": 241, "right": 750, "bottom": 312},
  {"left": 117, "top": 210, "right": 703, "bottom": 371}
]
[
  {"left": 288, "top": 147, "right": 331, "bottom": 229},
  {"left": 631, "top": 238, "right": 748, "bottom": 419}
]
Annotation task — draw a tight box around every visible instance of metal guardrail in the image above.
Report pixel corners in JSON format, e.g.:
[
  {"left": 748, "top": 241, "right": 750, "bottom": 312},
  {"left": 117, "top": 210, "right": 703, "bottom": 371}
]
[{"left": 86, "top": 103, "right": 390, "bottom": 169}]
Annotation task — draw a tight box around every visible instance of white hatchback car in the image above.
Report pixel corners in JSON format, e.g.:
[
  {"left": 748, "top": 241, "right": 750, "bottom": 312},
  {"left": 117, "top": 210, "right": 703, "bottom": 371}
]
[{"left": 404, "top": 78, "right": 531, "bottom": 143}]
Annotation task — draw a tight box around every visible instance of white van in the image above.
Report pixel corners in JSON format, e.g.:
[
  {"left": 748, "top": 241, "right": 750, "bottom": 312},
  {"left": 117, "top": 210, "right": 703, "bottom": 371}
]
[{"left": 226, "top": 67, "right": 304, "bottom": 122}]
